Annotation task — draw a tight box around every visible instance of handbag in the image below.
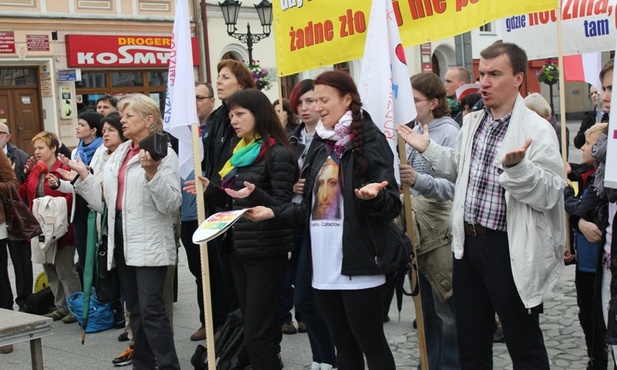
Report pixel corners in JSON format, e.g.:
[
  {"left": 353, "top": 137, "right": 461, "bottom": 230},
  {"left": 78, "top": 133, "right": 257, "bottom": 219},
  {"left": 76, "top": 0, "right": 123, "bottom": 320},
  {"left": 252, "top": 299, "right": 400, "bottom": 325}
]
[
  {"left": 93, "top": 207, "right": 120, "bottom": 304},
  {"left": 66, "top": 290, "right": 115, "bottom": 333},
  {"left": 2, "top": 185, "right": 43, "bottom": 240}
]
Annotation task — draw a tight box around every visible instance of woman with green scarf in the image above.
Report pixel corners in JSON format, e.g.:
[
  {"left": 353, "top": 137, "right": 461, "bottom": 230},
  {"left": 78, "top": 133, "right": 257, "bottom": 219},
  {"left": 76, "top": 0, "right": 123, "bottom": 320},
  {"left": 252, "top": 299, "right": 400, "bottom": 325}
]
[{"left": 185, "top": 88, "right": 298, "bottom": 370}]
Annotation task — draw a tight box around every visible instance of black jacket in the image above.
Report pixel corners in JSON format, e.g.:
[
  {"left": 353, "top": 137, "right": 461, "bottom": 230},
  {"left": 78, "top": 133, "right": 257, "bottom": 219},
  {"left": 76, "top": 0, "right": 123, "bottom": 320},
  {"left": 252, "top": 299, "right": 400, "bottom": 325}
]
[
  {"left": 6, "top": 143, "right": 30, "bottom": 184},
  {"left": 204, "top": 142, "right": 297, "bottom": 258},
  {"left": 574, "top": 110, "right": 609, "bottom": 149},
  {"left": 203, "top": 103, "right": 240, "bottom": 187},
  {"left": 274, "top": 112, "right": 402, "bottom": 276}
]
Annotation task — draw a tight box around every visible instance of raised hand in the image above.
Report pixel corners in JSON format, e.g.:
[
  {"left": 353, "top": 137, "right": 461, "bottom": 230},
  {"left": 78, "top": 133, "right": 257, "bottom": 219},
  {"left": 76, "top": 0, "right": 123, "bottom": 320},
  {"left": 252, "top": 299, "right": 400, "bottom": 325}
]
[
  {"left": 23, "top": 156, "right": 35, "bottom": 176},
  {"left": 395, "top": 123, "right": 430, "bottom": 153},
  {"left": 59, "top": 154, "right": 89, "bottom": 179},
  {"left": 224, "top": 181, "right": 255, "bottom": 199},
  {"left": 503, "top": 138, "right": 532, "bottom": 167},
  {"left": 355, "top": 181, "right": 388, "bottom": 200},
  {"left": 183, "top": 175, "right": 210, "bottom": 195},
  {"left": 46, "top": 174, "right": 59, "bottom": 189}
]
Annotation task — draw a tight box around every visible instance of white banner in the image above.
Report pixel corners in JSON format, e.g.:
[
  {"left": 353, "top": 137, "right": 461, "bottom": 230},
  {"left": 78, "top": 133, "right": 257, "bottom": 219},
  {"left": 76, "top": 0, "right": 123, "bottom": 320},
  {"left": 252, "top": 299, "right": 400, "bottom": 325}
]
[
  {"left": 163, "top": 0, "right": 200, "bottom": 179},
  {"left": 359, "top": 0, "right": 416, "bottom": 184},
  {"left": 606, "top": 36, "right": 617, "bottom": 189},
  {"left": 501, "top": 0, "right": 617, "bottom": 59}
]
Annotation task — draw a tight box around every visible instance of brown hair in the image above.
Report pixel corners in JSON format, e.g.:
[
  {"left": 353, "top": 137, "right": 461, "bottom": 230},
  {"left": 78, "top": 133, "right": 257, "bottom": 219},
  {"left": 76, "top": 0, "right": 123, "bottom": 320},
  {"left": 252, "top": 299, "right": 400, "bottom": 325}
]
[
  {"left": 480, "top": 42, "right": 528, "bottom": 78},
  {"left": 217, "top": 59, "right": 256, "bottom": 90},
  {"left": 273, "top": 98, "right": 297, "bottom": 130},
  {"left": 410, "top": 72, "right": 450, "bottom": 118},
  {"left": 314, "top": 70, "right": 366, "bottom": 176},
  {"left": 600, "top": 58, "right": 614, "bottom": 84}
]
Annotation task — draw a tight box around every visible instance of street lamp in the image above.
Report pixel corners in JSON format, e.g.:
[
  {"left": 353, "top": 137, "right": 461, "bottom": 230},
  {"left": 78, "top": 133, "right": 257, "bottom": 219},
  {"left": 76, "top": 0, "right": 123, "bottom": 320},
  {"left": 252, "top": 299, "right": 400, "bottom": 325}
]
[{"left": 218, "top": 0, "right": 272, "bottom": 66}]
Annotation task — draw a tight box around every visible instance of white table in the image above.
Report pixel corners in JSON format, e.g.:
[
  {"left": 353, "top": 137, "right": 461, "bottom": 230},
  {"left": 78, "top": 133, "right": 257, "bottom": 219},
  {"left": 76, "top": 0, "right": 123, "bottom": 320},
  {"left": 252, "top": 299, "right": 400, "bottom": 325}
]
[{"left": 0, "top": 309, "right": 53, "bottom": 370}]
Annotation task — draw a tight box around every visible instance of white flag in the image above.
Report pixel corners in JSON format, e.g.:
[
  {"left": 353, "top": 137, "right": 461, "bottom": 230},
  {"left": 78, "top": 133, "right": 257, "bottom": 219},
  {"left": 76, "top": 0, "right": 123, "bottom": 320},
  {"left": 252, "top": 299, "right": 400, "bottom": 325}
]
[
  {"left": 164, "top": 0, "right": 200, "bottom": 179},
  {"left": 359, "top": 0, "right": 416, "bottom": 184}
]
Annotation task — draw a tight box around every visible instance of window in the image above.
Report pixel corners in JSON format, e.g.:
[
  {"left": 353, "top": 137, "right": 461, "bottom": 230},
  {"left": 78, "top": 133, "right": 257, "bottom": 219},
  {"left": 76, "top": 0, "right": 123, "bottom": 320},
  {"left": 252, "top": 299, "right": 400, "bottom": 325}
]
[
  {"left": 0, "top": 68, "right": 37, "bottom": 86},
  {"left": 334, "top": 62, "right": 350, "bottom": 75},
  {"left": 479, "top": 23, "right": 492, "bottom": 33},
  {"left": 280, "top": 74, "right": 299, "bottom": 99}
]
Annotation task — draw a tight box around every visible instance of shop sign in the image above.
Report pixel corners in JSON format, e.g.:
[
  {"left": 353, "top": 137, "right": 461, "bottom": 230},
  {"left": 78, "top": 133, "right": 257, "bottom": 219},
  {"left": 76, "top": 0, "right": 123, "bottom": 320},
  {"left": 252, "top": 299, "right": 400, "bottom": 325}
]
[
  {"left": 0, "top": 31, "right": 16, "bottom": 54},
  {"left": 27, "top": 35, "right": 50, "bottom": 51},
  {"left": 58, "top": 68, "right": 82, "bottom": 82},
  {"left": 65, "top": 35, "right": 199, "bottom": 67}
]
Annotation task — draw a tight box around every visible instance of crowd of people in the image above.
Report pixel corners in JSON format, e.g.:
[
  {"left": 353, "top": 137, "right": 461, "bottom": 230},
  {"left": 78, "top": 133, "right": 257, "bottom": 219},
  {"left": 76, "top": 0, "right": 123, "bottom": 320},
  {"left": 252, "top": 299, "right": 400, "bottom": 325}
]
[{"left": 0, "top": 41, "right": 616, "bottom": 370}]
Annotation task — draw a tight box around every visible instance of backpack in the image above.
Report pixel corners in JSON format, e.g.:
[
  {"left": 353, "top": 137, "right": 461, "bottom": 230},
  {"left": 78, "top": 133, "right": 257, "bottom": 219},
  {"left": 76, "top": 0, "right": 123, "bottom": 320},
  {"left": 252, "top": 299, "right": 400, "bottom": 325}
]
[
  {"left": 24, "top": 286, "right": 55, "bottom": 315},
  {"left": 191, "top": 309, "right": 250, "bottom": 370}
]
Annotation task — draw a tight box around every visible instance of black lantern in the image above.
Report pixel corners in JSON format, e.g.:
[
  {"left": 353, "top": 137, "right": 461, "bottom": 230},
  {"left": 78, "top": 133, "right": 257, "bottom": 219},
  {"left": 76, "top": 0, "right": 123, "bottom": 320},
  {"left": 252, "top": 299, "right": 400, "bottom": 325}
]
[{"left": 218, "top": 0, "right": 272, "bottom": 65}]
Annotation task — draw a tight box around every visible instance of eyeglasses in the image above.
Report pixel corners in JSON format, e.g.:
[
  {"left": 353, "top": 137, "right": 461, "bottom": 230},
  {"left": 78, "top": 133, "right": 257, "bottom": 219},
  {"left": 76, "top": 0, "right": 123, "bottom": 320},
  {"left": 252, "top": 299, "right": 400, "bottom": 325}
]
[
  {"left": 196, "top": 95, "right": 213, "bottom": 101},
  {"left": 413, "top": 98, "right": 431, "bottom": 104}
]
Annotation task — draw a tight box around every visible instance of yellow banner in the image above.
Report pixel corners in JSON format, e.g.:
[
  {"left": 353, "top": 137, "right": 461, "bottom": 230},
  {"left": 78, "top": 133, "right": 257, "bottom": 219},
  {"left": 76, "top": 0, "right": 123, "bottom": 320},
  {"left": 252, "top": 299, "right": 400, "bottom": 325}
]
[{"left": 274, "top": 0, "right": 558, "bottom": 76}]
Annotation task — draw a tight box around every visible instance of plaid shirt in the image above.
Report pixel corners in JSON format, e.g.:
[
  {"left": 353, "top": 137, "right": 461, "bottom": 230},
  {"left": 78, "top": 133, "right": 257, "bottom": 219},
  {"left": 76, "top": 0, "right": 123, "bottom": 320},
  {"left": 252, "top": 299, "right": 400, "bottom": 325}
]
[{"left": 464, "top": 109, "right": 512, "bottom": 231}]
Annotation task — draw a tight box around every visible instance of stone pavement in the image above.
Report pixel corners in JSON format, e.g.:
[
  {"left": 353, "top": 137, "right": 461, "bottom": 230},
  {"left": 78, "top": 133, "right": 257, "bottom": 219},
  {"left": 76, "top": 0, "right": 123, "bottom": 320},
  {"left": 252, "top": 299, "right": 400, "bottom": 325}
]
[{"left": 0, "top": 122, "right": 603, "bottom": 369}]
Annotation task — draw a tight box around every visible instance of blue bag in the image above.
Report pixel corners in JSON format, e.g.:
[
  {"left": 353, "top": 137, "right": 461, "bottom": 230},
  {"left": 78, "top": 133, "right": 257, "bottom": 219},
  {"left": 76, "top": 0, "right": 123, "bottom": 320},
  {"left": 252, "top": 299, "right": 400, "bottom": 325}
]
[{"left": 66, "top": 290, "right": 115, "bottom": 333}]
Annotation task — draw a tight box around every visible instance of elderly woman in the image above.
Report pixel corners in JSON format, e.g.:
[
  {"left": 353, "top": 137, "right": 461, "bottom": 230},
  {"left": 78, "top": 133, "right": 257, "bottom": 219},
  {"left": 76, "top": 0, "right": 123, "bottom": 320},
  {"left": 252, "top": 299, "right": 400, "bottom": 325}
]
[
  {"left": 524, "top": 92, "right": 569, "bottom": 155},
  {"left": 67, "top": 94, "right": 181, "bottom": 369},
  {"left": 19, "top": 131, "right": 79, "bottom": 323}
]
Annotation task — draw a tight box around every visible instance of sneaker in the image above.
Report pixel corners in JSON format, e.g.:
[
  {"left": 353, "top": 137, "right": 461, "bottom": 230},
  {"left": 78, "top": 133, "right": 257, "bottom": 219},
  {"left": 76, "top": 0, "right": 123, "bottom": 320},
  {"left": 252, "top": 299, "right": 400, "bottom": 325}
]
[
  {"left": 62, "top": 313, "right": 78, "bottom": 324},
  {"left": 0, "top": 345, "right": 13, "bottom": 354},
  {"left": 281, "top": 321, "right": 297, "bottom": 335},
  {"left": 297, "top": 321, "right": 307, "bottom": 333},
  {"left": 112, "top": 345, "right": 134, "bottom": 367},
  {"left": 190, "top": 325, "right": 206, "bottom": 341},
  {"left": 117, "top": 331, "right": 129, "bottom": 342},
  {"left": 44, "top": 309, "right": 67, "bottom": 321}
]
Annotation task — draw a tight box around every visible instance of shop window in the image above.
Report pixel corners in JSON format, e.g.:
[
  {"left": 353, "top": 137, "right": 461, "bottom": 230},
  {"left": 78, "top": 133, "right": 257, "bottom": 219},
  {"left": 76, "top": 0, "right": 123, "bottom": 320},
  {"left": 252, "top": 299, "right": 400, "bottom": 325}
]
[
  {"left": 334, "top": 62, "right": 350, "bottom": 75},
  {"left": 76, "top": 72, "right": 107, "bottom": 88},
  {"left": 112, "top": 72, "right": 144, "bottom": 87},
  {"left": 148, "top": 71, "right": 167, "bottom": 86},
  {"left": 280, "top": 74, "right": 299, "bottom": 99}
]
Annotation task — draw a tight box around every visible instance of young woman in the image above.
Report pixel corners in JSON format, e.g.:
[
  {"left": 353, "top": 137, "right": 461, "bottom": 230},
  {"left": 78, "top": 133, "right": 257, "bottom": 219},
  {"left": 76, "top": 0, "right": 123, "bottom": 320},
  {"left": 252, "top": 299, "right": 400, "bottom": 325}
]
[
  {"left": 397, "top": 72, "right": 460, "bottom": 369},
  {"left": 288, "top": 79, "right": 337, "bottom": 370},
  {"left": 274, "top": 98, "right": 298, "bottom": 135},
  {"left": 68, "top": 94, "right": 181, "bottom": 369},
  {"left": 185, "top": 88, "right": 298, "bottom": 370},
  {"left": 245, "top": 70, "right": 400, "bottom": 370},
  {"left": 19, "top": 131, "right": 80, "bottom": 323}
]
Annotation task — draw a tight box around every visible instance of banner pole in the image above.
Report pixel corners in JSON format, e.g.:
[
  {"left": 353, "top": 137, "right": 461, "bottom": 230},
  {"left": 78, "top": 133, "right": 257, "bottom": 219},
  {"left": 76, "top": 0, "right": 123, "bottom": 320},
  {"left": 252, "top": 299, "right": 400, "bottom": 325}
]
[{"left": 397, "top": 135, "right": 428, "bottom": 370}]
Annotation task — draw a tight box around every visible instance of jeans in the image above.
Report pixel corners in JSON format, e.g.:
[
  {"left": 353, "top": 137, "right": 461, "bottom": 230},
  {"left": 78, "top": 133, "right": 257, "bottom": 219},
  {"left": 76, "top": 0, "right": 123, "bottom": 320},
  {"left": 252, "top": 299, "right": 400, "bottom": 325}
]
[
  {"left": 453, "top": 232, "right": 549, "bottom": 370},
  {"left": 418, "top": 272, "right": 460, "bottom": 370}
]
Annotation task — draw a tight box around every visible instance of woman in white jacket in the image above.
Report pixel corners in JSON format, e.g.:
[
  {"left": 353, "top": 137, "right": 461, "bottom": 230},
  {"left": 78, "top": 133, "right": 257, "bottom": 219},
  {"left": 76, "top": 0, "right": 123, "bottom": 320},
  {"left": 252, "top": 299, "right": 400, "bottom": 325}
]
[{"left": 66, "top": 94, "right": 181, "bottom": 369}]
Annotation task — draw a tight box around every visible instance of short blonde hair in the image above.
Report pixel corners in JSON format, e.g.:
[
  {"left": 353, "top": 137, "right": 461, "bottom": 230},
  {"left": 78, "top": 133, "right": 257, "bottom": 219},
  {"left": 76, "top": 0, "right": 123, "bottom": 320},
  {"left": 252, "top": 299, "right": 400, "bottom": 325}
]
[
  {"left": 524, "top": 93, "right": 552, "bottom": 118},
  {"left": 120, "top": 93, "right": 162, "bottom": 133},
  {"left": 585, "top": 122, "right": 609, "bottom": 140}
]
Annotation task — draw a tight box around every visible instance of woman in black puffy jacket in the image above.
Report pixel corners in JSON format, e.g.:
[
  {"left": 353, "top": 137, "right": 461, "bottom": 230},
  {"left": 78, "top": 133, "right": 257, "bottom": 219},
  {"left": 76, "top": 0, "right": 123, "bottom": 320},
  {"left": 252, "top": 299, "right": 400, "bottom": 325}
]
[{"left": 185, "top": 88, "right": 298, "bottom": 370}]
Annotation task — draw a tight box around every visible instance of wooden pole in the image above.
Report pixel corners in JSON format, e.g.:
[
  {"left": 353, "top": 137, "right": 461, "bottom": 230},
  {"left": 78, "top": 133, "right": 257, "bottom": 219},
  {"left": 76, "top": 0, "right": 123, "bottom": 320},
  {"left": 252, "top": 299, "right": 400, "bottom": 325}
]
[
  {"left": 555, "top": 0, "right": 571, "bottom": 254},
  {"left": 397, "top": 135, "right": 429, "bottom": 370},
  {"left": 191, "top": 124, "right": 216, "bottom": 370}
]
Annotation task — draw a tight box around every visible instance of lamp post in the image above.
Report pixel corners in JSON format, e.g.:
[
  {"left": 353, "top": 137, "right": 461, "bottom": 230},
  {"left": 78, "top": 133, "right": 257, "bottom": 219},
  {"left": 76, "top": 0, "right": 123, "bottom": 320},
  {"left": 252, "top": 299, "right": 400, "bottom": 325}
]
[{"left": 218, "top": 0, "right": 272, "bottom": 66}]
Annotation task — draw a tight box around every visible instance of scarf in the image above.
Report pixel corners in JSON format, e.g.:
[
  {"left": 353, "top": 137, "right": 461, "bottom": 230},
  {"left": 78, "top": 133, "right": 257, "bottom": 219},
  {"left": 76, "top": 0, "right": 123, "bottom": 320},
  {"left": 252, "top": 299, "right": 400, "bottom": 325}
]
[
  {"left": 219, "top": 137, "right": 271, "bottom": 189},
  {"left": 315, "top": 110, "right": 353, "bottom": 159},
  {"left": 76, "top": 136, "right": 103, "bottom": 165}
]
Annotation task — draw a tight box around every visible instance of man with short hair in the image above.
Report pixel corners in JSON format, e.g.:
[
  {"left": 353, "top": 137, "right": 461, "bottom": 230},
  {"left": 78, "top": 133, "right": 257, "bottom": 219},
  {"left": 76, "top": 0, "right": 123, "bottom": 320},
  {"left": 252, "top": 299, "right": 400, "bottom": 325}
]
[
  {"left": 397, "top": 42, "right": 565, "bottom": 369},
  {"left": 96, "top": 94, "right": 118, "bottom": 116},
  {"left": 0, "top": 122, "right": 33, "bottom": 312},
  {"left": 195, "top": 82, "right": 215, "bottom": 127},
  {"left": 444, "top": 67, "right": 471, "bottom": 124}
]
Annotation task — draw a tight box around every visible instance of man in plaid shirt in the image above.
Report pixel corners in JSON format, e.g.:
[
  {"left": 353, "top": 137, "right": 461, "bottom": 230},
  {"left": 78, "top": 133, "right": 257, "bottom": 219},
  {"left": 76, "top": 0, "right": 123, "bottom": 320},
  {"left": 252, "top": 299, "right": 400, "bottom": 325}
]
[{"left": 396, "top": 42, "right": 566, "bottom": 369}]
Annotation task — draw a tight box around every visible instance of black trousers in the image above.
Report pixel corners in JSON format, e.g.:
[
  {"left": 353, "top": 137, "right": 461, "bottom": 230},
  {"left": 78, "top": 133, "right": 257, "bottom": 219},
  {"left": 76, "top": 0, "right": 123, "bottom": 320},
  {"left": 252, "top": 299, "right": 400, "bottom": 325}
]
[
  {"left": 180, "top": 220, "right": 230, "bottom": 329},
  {"left": 315, "top": 286, "right": 395, "bottom": 370},
  {"left": 7, "top": 238, "right": 32, "bottom": 309},
  {"left": 230, "top": 253, "right": 287, "bottom": 370},
  {"left": 453, "top": 232, "right": 549, "bottom": 370},
  {"left": 575, "top": 269, "right": 608, "bottom": 369},
  {"left": 114, "top": 213, "right": 179, "bottom": 370},
  {"left": 0, "top": 239, "right": 12, "bottom": 309}
]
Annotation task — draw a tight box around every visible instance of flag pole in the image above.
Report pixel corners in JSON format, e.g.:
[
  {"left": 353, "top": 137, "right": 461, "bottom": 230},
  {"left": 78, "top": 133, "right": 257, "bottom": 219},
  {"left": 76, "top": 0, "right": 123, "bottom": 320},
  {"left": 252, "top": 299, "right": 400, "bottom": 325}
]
[
  {"left": 398, "top": 136, "right": 429, "bottom": 370},
  {"left": 192, "top": 124, "right": 216, "bottom": 370},
  {"left": 555, "top": 0, "right": 571, "bottom": 255}
]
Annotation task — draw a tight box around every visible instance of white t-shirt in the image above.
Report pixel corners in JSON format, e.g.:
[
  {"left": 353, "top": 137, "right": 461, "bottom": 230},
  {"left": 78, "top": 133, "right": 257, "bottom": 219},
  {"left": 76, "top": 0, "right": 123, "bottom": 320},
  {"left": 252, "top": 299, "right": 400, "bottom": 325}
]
[{"left": 309, "top": 156, "right": 385, "bottom": 290}]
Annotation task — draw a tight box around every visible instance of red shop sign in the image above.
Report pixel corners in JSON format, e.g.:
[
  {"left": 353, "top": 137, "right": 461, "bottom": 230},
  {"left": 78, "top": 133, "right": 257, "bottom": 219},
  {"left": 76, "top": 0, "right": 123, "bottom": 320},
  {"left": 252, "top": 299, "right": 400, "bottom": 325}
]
[
  {"left": 0, "top": 31, "right": 16, "bottom": 54},
  {"left": 65, "top": 35, "right": 199, "bottom": 67}
]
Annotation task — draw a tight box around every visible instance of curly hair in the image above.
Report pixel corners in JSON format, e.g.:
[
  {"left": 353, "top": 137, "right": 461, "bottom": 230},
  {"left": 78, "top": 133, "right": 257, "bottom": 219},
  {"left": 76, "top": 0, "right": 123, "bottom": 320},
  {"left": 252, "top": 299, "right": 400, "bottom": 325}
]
[{"left": 314, "top": 70, "right": 366, "bottom": 176}]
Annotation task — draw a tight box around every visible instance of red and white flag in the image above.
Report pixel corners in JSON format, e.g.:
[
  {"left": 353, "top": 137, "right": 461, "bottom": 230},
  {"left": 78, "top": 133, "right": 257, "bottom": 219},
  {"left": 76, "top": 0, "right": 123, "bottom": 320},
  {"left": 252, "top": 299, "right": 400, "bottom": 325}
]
[
  {"left": 359, "top": 0, "right": 416, "bottom": 183},
  {"left": 164, "top": 0, "right": 200, "bottom": 178},
  {"left": 564, "top": 52, "right": 602, "bottom": 90}
]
